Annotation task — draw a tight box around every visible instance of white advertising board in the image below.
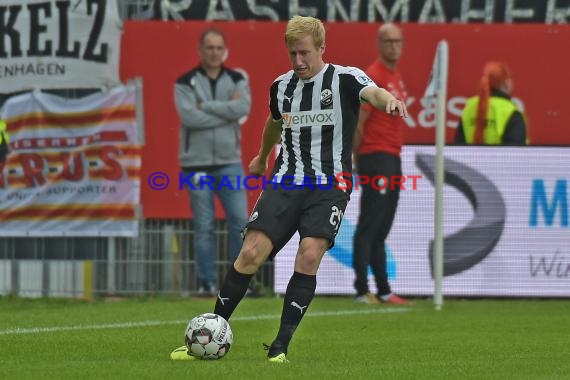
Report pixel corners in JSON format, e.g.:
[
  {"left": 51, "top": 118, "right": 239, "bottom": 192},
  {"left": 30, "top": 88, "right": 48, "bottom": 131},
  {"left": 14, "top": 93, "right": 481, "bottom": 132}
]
[{"left": 275, "top": 146, "right": 570, "bottom": 297}]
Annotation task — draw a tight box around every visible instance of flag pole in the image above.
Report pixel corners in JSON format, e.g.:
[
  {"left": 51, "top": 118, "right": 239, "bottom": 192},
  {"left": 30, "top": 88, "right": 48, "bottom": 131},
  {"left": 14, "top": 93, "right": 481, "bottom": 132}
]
[{"left": 433, "top": 40, "right": 449, "bottom": 311}]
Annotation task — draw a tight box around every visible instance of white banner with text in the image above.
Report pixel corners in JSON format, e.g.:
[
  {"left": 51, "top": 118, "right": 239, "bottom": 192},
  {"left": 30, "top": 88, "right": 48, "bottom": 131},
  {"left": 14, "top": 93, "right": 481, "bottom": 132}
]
[
  {"left": 275, "top": 146, "right": 570, "bottom": 297},
  {"left": 0, "top": 0, "right": 122, "bottom": 93},
  {"left": 0, "top": 83, "right": 140, "bottom": 236}
]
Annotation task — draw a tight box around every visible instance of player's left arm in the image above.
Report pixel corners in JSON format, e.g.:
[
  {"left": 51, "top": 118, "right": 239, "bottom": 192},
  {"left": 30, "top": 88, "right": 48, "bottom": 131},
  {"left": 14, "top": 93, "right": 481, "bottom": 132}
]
[
  {"left": 361, "top": 86, "right": 408, "bottom": 118},
  {"left": 353, "top": 105, "right": 370, "bottom": 152}
]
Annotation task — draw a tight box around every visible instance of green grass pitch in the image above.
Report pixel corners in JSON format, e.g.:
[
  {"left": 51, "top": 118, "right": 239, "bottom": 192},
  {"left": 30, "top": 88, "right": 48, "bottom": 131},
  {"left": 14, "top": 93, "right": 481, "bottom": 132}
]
[{"left": 1, "top": 296, "right": 569, "bottom": 380}]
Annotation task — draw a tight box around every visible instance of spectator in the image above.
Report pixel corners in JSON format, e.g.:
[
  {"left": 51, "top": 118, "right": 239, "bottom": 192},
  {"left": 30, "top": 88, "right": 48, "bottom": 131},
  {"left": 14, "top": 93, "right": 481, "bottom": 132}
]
[
  {"left": 352, "top": 23, "right": 410, "bottom": 305},
  {"left": 174, "top": 28, "right": 251, "bottom": 296},
  {"left": 0, "top": 119, "right": 9, "bottom": 163},
  {"left": 455, "top": 62, "right": 527, "bottom": 145}
]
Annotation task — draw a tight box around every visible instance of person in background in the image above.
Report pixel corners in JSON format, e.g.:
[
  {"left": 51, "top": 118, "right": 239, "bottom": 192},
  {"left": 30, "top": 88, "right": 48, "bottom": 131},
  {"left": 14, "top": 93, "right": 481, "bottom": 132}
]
[
  {"left": 170, "top": 16, "right": 408, "bottom": 363},
  {"left": 455, "top": 61, "right": 527, "bottom": 145},
  {"left": 0, "top": 119, "right": 9, "bottom": 163},
  {"left": 352, "top": 23, "right": 410, "bottom": 306},
  {"left": 174, "top": 28, "right": 252, "bottom": 296}
]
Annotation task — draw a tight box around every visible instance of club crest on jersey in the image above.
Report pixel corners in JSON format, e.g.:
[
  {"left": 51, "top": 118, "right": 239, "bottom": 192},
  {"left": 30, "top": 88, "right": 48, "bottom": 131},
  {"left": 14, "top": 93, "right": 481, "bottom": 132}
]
[
  {"left": 357, "top": 75, "right": 373, "bottom": 85},
  {"left": 320, "top": 89, "right": 333, "bottom": 106}
]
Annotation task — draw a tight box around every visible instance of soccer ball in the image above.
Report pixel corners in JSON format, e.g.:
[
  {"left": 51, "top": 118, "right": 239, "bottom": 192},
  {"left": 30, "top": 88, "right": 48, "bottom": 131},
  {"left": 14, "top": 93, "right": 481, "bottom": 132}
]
[{"left": 184, "top": 313, "right": 233, "bottom": 359}]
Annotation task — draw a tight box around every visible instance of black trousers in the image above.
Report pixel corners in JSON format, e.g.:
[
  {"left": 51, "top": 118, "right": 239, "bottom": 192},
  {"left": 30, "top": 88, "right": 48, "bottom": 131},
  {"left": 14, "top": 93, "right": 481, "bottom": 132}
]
[{"left": 353, "top": 152, "right": 401, "bottom": 296}]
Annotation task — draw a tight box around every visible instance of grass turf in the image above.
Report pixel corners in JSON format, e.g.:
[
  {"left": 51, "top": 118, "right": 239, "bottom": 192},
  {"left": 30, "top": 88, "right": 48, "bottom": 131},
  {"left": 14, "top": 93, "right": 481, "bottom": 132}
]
[{"left": 0, "top": 296, "right": 569, "bottom": 380}]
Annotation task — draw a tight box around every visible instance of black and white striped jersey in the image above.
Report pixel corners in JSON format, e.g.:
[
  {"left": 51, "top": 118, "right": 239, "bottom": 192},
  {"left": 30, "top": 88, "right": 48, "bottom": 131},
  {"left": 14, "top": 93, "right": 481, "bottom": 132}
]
[{"left": 269, "top": 63, "right": 377, "bottom": 191}]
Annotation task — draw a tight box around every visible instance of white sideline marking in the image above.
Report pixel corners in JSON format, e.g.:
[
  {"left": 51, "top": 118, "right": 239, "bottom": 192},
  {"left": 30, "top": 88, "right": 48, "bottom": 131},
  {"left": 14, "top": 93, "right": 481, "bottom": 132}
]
[{"left": 0, "top": 307, "right": 410, "bottom": 336}]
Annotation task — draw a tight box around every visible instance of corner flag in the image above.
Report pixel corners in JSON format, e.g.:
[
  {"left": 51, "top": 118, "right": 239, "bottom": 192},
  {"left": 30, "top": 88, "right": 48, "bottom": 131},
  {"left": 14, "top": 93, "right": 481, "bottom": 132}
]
[
  {"left": 424, "top": 40, "right": 449, "bottom": 102},
  {"left": 426, "top": 40, "right": 449, "bottom": 311}
]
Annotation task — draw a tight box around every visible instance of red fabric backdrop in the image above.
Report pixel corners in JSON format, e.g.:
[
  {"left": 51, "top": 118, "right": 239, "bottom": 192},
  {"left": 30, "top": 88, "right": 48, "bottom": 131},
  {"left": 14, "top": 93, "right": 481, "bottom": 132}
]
[{"left": 119, "top": 22, "right": 570, "bottom": 218}]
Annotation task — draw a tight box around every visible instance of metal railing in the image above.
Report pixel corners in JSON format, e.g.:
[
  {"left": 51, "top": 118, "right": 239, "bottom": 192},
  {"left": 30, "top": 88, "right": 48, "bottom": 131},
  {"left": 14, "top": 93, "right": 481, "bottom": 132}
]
[{"left": 0, "top": 220, "right": 273, "bottom": 298}]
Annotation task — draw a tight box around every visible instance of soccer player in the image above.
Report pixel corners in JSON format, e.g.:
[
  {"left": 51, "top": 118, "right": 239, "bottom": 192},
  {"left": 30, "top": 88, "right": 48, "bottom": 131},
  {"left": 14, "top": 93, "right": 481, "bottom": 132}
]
[{"left": 170, "top": 15, "right": 408, "bottom": 363}]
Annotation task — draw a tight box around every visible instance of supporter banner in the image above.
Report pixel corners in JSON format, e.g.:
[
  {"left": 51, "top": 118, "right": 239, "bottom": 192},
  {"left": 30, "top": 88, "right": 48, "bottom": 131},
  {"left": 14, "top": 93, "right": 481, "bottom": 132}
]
[
  {"left": 119, "top": 22, "right": 570, "bottom": 218},
  {"left": 0, "top": 84, "right": 141, "bottom": 237},
  {"left": 145, "top": 0, "right": 570, "bottom": 24},
  {"left": 0, "top": 0, "right": 122, "bottom": 93},
  {"left": 275, "top": 146, "right": 570, "bottom": 297}
]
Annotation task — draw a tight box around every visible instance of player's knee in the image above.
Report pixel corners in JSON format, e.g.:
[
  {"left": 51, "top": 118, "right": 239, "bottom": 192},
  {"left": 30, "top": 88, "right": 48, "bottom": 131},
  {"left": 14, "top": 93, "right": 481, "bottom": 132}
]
[
  {"left": 237, "top": 245, "right": 265, "bottom": 268},
  {"left": 297, "top": 253, "right": 320, "bottom": 273},
  {"left": 296, "top": 239, "right": 328, "bottom": 273},
  {"left": 239, "top": 245, "right": 260, "bottom": 265},
  {"left": 300, "top": 237, "right": 329, "bottom": 253}
]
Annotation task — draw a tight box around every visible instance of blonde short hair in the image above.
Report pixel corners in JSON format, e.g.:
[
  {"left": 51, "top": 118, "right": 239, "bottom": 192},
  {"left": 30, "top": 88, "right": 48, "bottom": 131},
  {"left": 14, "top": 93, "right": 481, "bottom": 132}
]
[{"left": 285, "top": 16, "right": 325, "bottom": 48}]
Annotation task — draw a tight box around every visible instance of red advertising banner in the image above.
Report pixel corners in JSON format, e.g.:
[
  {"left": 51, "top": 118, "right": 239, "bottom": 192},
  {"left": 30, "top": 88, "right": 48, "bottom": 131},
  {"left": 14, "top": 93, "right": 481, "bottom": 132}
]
[{"left": 120, "top": 22, "right": 570, "bottom": 218}]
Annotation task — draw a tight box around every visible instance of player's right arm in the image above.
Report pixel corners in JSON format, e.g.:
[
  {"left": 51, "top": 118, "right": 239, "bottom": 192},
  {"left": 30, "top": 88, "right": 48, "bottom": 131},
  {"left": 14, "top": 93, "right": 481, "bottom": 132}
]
[
  {"left": 361, "top": 86, "right": 408, "bottom": 117},
  {"left": 249, "top": 115, "right": 282, "bottom": 176}
]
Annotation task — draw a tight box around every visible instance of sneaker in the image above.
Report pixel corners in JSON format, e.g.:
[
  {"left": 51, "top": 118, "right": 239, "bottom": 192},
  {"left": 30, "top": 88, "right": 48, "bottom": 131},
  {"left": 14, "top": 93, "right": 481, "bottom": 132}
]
[
  {"left": 170, "top": 345, "right": 197, "bottom": 361},
  {"left": 268, "top": 353, "right": 289, "bottom": 363},
  {"left": 196, "top": 283, "right": 217, "bottom": 297},
  {"left": 354, "top": 292, "right": 381, "bottom": 305},
  {"left": 380, "top": 294, "right": 410, "bottom": 305},
  {"left": 263, "top": 342, "right": 289, "bottom": 363}
]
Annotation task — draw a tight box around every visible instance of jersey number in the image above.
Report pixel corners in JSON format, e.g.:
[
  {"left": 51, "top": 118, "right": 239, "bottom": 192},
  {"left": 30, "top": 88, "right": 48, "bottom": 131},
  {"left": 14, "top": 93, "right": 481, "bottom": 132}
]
[{"left": 329, "top": 206, "right": 344, "bottom": 232}]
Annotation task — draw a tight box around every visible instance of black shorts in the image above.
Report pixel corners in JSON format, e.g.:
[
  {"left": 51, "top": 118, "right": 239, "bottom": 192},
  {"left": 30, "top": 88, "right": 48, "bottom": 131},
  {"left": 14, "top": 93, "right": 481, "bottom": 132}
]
[{"left": 245, "top": 186, "right": 349, "bottom": 259}]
